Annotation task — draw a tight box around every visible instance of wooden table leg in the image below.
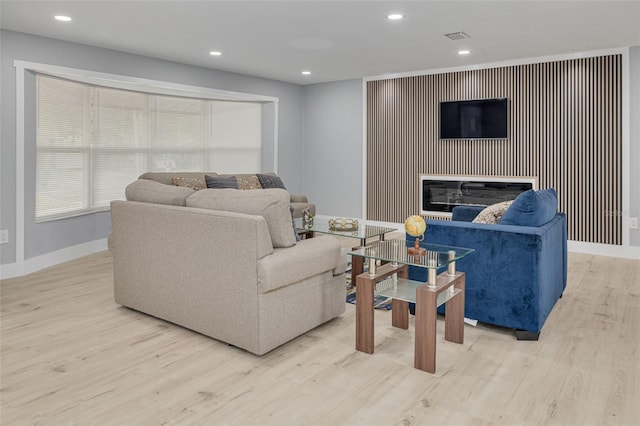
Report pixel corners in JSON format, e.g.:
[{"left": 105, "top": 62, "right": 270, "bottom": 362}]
[
  {"left": 414, "top": 285, "right": 437, "bottom": 373},
  {"left": 351, "top": 250, "right": 364, "bottom": 286},
  {"left": 391, "top": 266, "right": 410, "bottom": 329},
  {"left": 445, "top": 273, "right": 465, "bottom": 344},
  {"left": 392, "top": 299, "right": 409, "bottom": 329},
  {"left": 355, "top": 274, "right": 374, "bottom": 353}
]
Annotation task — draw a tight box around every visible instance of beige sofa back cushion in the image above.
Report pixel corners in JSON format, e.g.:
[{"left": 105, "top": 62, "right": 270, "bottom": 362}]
[
  {"left": 125, "top": 179, "right": 194, "bottom": 206},
  {"left": 139, "top": 172, "right": 216, "bottom": 186},
  {"left": 186, "top": 188, "right": 297, "bottom": 248}
]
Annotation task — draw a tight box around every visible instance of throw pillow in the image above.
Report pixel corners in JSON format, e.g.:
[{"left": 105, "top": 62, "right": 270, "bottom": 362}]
[
  {"left": 499, "top": 188, "right": 558, "bottom": 227},
  {"left": 186, "top": 188, "right": 297, "bottom": 248},
  {"left": 237, "top": 175, "right": 262, "bottom": 190},
  {"left": 257, "top": 173, "right": 286, "bottom": 189},
  {"left": 125, "top": 179, "right": 194, "bottom": 206},
  {"left": 472, "top": 200, "right": 514, "bottom": 224},
  {"left": 205, "top": 175, "right": 238, "bottom": 189},
  {"left": 172, "top": 176, "right": 206, "bottom": 191}
]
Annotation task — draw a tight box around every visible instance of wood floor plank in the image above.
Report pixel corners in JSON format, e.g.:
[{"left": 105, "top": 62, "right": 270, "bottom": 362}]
[{"left": 1, "top": 251, "right": 638, "bottom": 425}]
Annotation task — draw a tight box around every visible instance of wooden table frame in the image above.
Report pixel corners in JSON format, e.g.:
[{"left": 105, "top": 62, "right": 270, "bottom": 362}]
[{"left": 355, "top": 262, "right": 465, "bottom": 373}]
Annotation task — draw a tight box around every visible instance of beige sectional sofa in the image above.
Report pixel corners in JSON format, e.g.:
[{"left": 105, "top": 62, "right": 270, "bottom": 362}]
[{"left": 110, "top": 177, "right": 345, "bottom": 355}]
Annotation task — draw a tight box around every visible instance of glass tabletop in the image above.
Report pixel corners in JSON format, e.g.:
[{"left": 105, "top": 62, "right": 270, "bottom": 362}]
[
  {"left": 374, "top": 277, "right": 462, "bottom": 305},
  {"left": 294, "top": 217, "right": 397, "bottom": 241},
  {"left": 348, "top": 239, "right": 474, "bottom": 269}
]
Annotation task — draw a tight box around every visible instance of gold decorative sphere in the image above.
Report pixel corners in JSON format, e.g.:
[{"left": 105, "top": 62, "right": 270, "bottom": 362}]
[{"left": 404, "top": 215, "right": 427, "bottom": 238}]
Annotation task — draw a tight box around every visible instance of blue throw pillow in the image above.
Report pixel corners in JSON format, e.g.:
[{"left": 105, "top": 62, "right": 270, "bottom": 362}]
[
  {"left": 499, "top": 188, "right": 558, "bottom": 226},
  {"left": 205, "top": 175, "right": 238, "bottom": 189}
]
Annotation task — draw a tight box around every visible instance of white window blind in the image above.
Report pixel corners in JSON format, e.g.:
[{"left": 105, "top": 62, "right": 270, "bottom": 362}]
[
  {"left": 208, "top": 101, "right": 262, "bottom": 173},
  {"left": 93, "top": 87, "right": 149, "bottom": 207},
  {"left": 36, "top": 74, "right": 263, "bottom": 221},
  {"left": 36, "top": 77, "right": 91, "bottom": 218}
]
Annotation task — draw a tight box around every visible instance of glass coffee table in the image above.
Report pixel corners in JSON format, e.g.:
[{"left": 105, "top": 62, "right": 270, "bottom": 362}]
[
  {"left": 349, "top": 240, "right": 474, "bottom": 373},
  {"left": 294, "top": 217, "right": 396, "bottom": 246},
  {"left": 294, "top": 217, "right": 398, "bottom": 283}
]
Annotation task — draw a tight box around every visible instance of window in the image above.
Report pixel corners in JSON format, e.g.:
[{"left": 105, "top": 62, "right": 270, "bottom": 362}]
[{"left": 36, "top": 74, "right": 262, "bottom": 221}]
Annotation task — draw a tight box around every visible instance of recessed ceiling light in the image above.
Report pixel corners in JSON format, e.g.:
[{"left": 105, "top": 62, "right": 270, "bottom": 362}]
[
  {"left": 458, "top": 50, "right": 471, "bottom": 55},
  {"left": 301, "top": 71, "right": 311, "bottom": 75},
  {"left": 387, "top": 13, "right": 404, "bottom": 20},
  {"left": 209, "top": 51, "right": 222, "bottom": 56},
  {"left": 54, "top": 15, "right": 72, "bottom": 22}
]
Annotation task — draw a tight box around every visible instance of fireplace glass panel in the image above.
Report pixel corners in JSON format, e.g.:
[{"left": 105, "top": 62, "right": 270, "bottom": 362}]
[{"left": 422, "top": 179, "right": 533, "bottom": 213}]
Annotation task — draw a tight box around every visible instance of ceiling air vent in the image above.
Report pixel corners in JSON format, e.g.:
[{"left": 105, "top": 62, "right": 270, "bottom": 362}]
[{"left": 444, "top": 32, "right": 471, "bottom": 40}]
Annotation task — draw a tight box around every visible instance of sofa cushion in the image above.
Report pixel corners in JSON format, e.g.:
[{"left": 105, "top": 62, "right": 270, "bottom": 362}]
[
  {"left": 186, "top": 188, "right": 297, "bottom": 248},
  {"left": 499, "top": 188, "right": 558, "bottom": 227},
  {"left": 472, "top": 200, "right": 514, "bottom": 224},
  {"left": 257, "top": 173, "right": 286, "bottom": 189},
  {"left": 125, "top": 179, "right": 194, "bottom": 206},
  {"left": 205, "top": 175, "right": 238, "bottom": 189},
  {"left": 257, "top": 236, "right": 342, "bottom": 293},
  {"left": 172, "top": 176, "right": 206, "bottom": 191}
]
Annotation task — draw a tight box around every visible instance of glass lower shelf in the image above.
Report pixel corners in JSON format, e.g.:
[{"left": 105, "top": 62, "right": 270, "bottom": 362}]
[{"left": 375, "top": 277, "right": 461, "bottom": 307}]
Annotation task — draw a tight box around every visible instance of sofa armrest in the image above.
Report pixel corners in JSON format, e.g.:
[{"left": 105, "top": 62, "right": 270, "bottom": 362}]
[
  {"left": 290, "top": 194, "right": 309, "bottom": 203},
  {"left": 291, "top": 202, "right": 316, "bottom": 218}
]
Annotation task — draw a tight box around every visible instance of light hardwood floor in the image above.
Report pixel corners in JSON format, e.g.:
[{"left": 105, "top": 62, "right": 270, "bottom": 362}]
[{"left": 1, "top": 251, "right": 639, "bottom": 425}]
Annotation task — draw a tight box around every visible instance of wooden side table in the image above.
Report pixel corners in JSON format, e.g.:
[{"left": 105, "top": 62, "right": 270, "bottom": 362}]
[{"left": 355, "top": 263, "right": 465, "bottom": 373}]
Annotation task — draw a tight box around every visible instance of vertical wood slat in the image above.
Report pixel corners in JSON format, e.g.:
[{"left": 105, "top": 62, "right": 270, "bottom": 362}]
[{"left": 366, "top": 55, "right": 622, "bottom": 245}]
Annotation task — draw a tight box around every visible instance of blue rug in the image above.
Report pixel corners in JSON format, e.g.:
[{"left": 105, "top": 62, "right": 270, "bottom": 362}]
[{"left": 345, "top": 266, "right": 392, "bottom": 310}]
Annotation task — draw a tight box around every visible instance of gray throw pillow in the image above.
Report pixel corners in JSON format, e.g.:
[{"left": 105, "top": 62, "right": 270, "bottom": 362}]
[
  {"left": 257, "top": 173, "right": 286, "bottom": 189},
  {"left": 205, "top": 175, "right": 238, "bottom": 189}
]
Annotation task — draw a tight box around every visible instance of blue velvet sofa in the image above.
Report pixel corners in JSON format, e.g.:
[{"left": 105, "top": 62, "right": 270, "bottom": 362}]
[{"left": 408, "top": 189, "right": 568, "bottom": 340}]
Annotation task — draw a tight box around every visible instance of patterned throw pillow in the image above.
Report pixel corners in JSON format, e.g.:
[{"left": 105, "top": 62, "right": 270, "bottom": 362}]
[
  {"left": 205, "top": 175, "right": 238, "bottom": 189},
  {"left": 237, "top": 175, "right": 262, "bottom": 190},
  {"left": 472, "top": 200, "right": 514, "bottom": 224},
  {"left": 257, "top": 173, "right": 286, "bottom": 189},
  {"left": 172, "top": 176, "right": 206, "bottom": 191}
]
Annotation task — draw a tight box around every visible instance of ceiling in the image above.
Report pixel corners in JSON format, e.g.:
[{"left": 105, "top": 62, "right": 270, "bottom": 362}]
[{"left": 1, "top": 1, "right": 639, "bottom": 85}]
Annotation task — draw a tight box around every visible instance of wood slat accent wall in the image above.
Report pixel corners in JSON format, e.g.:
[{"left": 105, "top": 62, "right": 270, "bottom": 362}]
[{"left": 366, "top": 55, "right": 622, "bottom": 244}]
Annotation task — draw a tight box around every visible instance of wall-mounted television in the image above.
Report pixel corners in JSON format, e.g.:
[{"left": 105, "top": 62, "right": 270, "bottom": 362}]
[{"left": 440, "top": 98, "right": 509, "bottom": 139}]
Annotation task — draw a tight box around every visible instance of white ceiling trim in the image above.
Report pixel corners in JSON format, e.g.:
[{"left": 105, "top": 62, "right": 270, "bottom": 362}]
[{"left": 13, "top": 60, "right": 279, "bottom": 103}]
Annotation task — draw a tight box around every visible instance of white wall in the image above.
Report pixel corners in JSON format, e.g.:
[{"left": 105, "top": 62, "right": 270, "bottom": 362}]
[{"left": 301, "top": 79, "right": 363, "bottom": 217}]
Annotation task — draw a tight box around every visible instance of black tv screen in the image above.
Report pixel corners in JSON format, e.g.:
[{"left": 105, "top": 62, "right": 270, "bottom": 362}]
[{"left": 440, "top": 98, "right": 509, "bottom": 139}]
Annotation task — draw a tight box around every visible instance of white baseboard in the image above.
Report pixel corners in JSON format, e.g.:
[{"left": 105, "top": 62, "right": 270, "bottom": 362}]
[
  {"left": 567, "top": 241, "right": 640, "bottom": 260},
  {"left": 0, "top": 238, "right": 108, "bottom": 280}
]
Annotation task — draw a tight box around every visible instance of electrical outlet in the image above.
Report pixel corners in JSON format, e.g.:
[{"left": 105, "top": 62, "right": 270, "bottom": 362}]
[
  {"left": 0, "top": 230, "right": 8, "bottom": 244},
  {"left": 631, "top": 217, "right": 639, "bottom": 230}
]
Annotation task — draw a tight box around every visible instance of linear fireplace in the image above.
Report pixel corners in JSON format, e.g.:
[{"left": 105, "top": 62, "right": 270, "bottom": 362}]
[{"left": 420, "top": 175, "right": 537, "bottom": 217}]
